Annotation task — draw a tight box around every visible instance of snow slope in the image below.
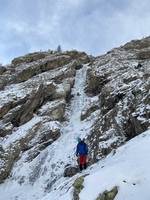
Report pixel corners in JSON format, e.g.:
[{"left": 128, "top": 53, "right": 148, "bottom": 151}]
[{"left": 43, "top": 129, "right": 150, "bottom": 200}]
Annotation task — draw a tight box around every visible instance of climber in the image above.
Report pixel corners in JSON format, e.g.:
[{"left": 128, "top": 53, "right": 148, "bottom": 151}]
[{"left": 76, "top": 137, "right": 88, "bottom": 171}]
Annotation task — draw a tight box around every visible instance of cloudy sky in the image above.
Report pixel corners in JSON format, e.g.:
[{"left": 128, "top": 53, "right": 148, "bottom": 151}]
[{"left": 0, "top": 0, "right": 150, "bottom": 65}]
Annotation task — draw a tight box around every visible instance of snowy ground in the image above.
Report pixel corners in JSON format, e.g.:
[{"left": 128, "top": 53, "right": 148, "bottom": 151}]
[{"left": 43, "top": 129, "right": 150, "bottom": 200}]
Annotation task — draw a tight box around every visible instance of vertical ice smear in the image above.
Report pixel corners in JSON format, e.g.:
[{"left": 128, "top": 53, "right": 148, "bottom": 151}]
[{"left": 61, "top": 64, "right": 89, "bottom": 137}]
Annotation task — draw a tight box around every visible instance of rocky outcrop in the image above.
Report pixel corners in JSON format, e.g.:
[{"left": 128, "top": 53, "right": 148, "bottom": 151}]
[
  {"left": 11, "top": 52, "right": 47, "bottom": 65},
  {"left": 0, "top": 119, "right": 61, "bottom": 183},
  {"left": 0, "top": 65, "right": 6, "bottom": 75},
  {"left": 0, "top": 50, "right": 91, "bottom": 89},
  {"left": 0, "top": 51, "right": 90, "bottom": 135},
  {"left": 96, "top": 186, "right": 118, "bottom": 200},
  {"left": 64, "top": 165, "right": 79, "bottom": 177},
  {"left": 73, "top": 175, "right": 85, "bottom": 200},
  {"left": 84, "top": 37, "right": 150, "bottom": 164}
]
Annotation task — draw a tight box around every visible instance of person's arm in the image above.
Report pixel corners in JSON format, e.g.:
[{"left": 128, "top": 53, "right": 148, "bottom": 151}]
[
  {"left": 85, "top": 145, "right": 88, "bottom": 154},
  {"left": 76, "top": 144, "right": 79, "bottom": 156}
]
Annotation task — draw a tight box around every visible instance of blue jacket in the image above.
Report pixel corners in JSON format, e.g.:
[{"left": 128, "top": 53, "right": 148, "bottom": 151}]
[{"left": 76, "top": 141, "right": 88, "bottom": 156}]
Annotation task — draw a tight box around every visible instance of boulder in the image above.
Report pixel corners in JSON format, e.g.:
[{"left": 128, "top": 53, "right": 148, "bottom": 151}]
[
  {"left": 64, "top": 165, "right": 79, "bottom": 177},
  {"left": 96, "top": 186, "right": 118, "bottom": 200}
]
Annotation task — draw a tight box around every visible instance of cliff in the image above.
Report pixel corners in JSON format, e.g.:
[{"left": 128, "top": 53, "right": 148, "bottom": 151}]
[{"left": 0, "top": 37, "right": 149, "bottom": 199}]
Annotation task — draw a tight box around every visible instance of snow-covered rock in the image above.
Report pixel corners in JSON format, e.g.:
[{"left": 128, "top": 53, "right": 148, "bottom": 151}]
[{"left": 0, "top": 37, "right": 149, "bottom": 199}]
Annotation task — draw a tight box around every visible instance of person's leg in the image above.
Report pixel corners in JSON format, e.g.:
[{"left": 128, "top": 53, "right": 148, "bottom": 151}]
[
  {"left": 83, "top": 155, "right": 87, "bottom": 169},
  {"left": 84, "top": 163, "right": 87, "bottom": 169},
  {"left": 79, "top": 164, "right": 82, "bottom": 171},
  {"left": 79, "top": 156, "right": 83, "bottom": 171}
]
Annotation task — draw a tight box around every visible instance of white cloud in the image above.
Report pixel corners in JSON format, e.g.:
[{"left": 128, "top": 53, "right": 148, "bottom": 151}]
[{"left": 0, "top": 0, "right": 150, "bottom": 64}]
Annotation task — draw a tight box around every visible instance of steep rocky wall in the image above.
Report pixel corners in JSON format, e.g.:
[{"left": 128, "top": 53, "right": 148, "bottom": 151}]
[{"left": 85, "top": 37, "right": 150, "bottom": 164}]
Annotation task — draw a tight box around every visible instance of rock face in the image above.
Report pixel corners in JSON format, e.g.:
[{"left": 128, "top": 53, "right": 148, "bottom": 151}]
[
  {"left": 0, "top": 37, "right": 150, "bottom": 187},
  {"left": 85, "top": 37, "right": 150, "bottom": 164}
]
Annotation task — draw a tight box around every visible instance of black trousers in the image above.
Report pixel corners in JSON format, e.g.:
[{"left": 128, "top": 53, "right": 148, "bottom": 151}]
[{"left": 80, "top": 163, "right": 87, "bottom": 171}]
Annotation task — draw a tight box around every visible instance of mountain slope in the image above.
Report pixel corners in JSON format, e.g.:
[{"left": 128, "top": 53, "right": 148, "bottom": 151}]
[{"left": 0, "top": 37, "right": 150, "bottom": 199}]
